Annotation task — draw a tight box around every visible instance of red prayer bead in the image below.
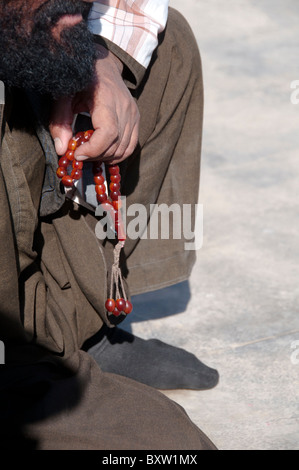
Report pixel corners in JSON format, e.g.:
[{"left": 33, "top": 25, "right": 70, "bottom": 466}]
[
  {"left": 58, "top": 156, "right": 69, "bottom": 168},
  {"left": 112, "top": 200, "right": 122, "bottom": 211},
  {"left": 108, "top": 165, "right": 120, "bottom": 176},
  {"left": 110, "top": 191, "right": 121, "bottom": 201},
  {"left": 75, "top": 131, "right": 84, "bottom": 141},
  {"left": 73, "top": 160, "right": 83, "bottom": 170},
  {"left": 84, "top": 130, "right": 94, "bottom": 141},
  {"left": 101, "top": 202, "right": 115, "bottom": 225},
  {"left": 94, "top": 175, "right": 105, "bottom": 185},
  {"left": 65, "top": 150, "right": 75, "bottom": 161},
  {"left": 71, "top": 169, "right": 82, "bottom": 180},
  {"left": 96, "top": 193, "right": 108, "bottom": 204},
  {"left": 124, "top": 301, "right": 133, "bottom": 315},
  {"left": 116, "top": 298, "right": 126, "bottom": 312},
  {"left": 110, "top": 182, "right": 120, "bottom": 192},
  {"left": 77, "top": 138, "right": 86, "bottom": 147},
  {"left": 68, "top": 139, "right": 77, "bottom": 151},
  {"left": 56, "top": 167, "right": 67, "bottom": 178},
  {"left": 101, "top": 201, "right": 113, "bottom": 211},
  {"left": 110, "top": 174, "right": 121, "bottom": 183},
  {"left": 112, "top": 308, "right": 121, "bottom": 317},
  {"left": 61, "top": 175, "right": 74, "bottom": 187},
  {"left": 95, "top": 184, "right": 106, "bottom": 195},
  {"left": 105, "top": 299, "right": 115, "bottom": 312}
]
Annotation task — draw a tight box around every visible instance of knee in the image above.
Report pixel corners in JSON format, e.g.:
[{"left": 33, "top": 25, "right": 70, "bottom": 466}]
[{"left": 167, "top": 7, "right": 202, "bottom": 66}]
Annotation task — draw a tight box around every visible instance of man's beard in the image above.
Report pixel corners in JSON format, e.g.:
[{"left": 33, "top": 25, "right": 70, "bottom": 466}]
[{"left": 0, "top": 0, "right": 98, "bottom": 98}]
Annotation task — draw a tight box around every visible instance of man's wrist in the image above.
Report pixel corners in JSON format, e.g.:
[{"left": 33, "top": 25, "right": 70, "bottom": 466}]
[
  {"left": 93, "top": 35, "right": 146, "bottom": 90},
  {"left": 95, "top": 43, "right": 124, "bottom": 75}
]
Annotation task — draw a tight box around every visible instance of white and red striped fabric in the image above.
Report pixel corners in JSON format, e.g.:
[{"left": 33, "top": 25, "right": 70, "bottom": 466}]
[{"left": 88, "top": 0, "right": 169, "bottom": 68}]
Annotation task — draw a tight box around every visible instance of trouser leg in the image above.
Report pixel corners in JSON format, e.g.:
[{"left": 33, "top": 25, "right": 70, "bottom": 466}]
[
  {"left": 121, "top": 8, "right": 204, "bottom": 295},
  {"left": 84, "top": 8, "right": 219, "bottom": 391},
  {"left": 0, "top": 351, "right": 217, "bottom": 450}
]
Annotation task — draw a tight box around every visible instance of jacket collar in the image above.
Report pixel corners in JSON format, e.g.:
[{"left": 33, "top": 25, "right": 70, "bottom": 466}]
[{"left": 0, "top": 87, "right": 66, "bottom": 217}]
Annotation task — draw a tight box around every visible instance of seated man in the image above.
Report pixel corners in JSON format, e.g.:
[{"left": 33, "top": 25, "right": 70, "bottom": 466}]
[{"left": 0, "top": 0, "right": 218, "bottom": 449}]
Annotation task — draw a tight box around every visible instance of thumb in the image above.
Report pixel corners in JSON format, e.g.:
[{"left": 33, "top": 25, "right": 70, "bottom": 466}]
[{"left": 49, "top": 97, "right": 75, "bottom": 155}]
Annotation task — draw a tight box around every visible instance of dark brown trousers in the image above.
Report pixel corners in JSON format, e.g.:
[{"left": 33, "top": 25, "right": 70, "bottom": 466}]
[{"left": 0, "top": 9, "right": 215, "bottom": 450}]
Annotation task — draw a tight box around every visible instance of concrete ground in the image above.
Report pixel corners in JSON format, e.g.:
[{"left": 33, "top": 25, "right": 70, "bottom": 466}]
[{"left": 123, "top": 0, "right": 299, "bottom": 450}]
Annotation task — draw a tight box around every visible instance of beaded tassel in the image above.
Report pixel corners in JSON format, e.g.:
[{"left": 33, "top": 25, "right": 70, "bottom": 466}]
[
  {"left": 56, "top": 130, "right": 133, "bottom": 319},
  {"left": 105, "top": 241, "right": 133, "bottom": 318}
]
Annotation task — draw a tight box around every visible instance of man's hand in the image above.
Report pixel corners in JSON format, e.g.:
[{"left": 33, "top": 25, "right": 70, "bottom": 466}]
[{"left": 49, "top": 45, "right": 140, "bottom": 164}]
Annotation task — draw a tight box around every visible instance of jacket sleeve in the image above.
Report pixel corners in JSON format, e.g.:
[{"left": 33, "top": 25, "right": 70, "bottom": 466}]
[{"left": 88, "top": 1, "right": 169, "bottom": 88}]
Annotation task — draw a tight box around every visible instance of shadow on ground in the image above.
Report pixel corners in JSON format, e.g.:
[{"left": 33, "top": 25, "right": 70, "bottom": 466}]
[{"left": 124, "top": 281, "right": 191, "bottom": 333}]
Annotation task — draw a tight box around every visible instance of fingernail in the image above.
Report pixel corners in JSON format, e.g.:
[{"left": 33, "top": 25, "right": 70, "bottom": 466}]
[
  {"left": 54, "top": 138, "right": 63, "bottom": 154},
  {"left": 75, "top": 155, "right": 89, "bottom": 162}
]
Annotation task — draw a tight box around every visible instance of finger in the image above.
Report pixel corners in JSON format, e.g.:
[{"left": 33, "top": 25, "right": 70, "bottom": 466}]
[
  {"left": 75, "top": 127, "right": 119, "bottom": 161},
  {"left": 99, "top": 123, "right": 139, "bottom": 165},
  {"left": 108, "top": 103, "right": 139, "bottom": 159},
  {"left": 95, "top": 116, "right": 139, "bottom": 165},
  {"left": 112, "top": 115, "right": 139, "bottom": 160},
  {"left": 49, "top": 97, "right": 74, "bottom": 155},
  {"left": 123, "top": 118, "right": 140, "bottom": 159},
  {"left": 113, "top": 123, "right": 132, "bottom": 159},
  {"left": 75, "top": 112, "right": 120, "bottom": 161},
  {"left": 121, "top": 104, "right": 140, "bottom": 158}
]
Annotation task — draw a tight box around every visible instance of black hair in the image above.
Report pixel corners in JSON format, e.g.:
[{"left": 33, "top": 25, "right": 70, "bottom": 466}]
[{"left": 0, "top": 0, "right": 97, "bottom": 98}]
